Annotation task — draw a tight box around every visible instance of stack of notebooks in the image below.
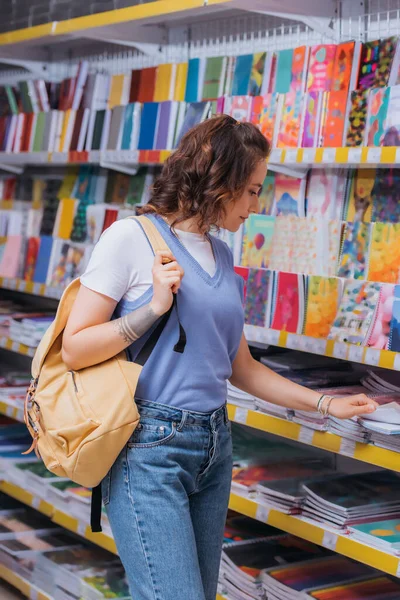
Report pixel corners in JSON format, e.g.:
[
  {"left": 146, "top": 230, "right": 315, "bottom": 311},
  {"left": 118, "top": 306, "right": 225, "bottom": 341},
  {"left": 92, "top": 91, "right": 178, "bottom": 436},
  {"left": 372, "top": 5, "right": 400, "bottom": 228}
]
[
  {"left": 0, "top": 302, "right": 54, "bottom": 347},
  {"left": 261, "top": 555, "right": 395, "bottom": 600}
]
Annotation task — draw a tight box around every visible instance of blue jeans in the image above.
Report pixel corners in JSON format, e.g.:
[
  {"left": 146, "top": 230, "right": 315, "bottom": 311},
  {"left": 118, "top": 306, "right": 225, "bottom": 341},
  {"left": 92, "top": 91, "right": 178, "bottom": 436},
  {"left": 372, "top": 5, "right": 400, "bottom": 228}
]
[{"left": 102, "top": 398, "right": 233, "bottom": 600}]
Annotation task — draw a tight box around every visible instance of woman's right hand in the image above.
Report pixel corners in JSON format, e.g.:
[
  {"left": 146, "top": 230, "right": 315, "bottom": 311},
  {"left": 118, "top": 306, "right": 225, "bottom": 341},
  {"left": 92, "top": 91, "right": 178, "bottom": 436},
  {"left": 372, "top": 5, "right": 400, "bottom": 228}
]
[{"left": 150, "top": 250, "right": 184, "bottom": 316}]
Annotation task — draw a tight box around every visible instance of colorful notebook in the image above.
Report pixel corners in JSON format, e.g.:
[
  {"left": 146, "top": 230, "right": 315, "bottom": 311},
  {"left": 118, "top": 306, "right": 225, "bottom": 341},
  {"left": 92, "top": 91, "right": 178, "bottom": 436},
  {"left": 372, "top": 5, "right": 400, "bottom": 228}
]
[
  {"left": 301, "top": 91, "right": 323, "bottom": 148},
  {"left": 307, "top": 45, "right": 337, "bottom": 91},
  {"left": 309, "top": 576, "right": 400, "bottom": 599},
  {"left": 337, "top": 221, "right": 371, "bottom": 280},
  {"left": 365, "top": 87, "right": 390, "bottom": 146},
  {"left": 202, "top": 56, "right": 226, "bottom": 100},
  {"left": 371, "top": 168, "right": 400, "bottom": 223},
  {"left": 328, "top": 280, "right": 381, "bottom": 345},
  {"left": 240, "top": 214, "right": 275, "bottom": 269},
  {"left": 367, "top": 284, "right": 394, "bottom": 349},
  {"left": 375, "top": 36, "right": 398, "bottom": 87},
  {"left": 270, "top": 272, "right": 304, "bottom": 334},
  {"left": 331, "top": 41, "right": 358, "bottom": 92},
  {"left": 244, "top": 268, "right": 272, "bottom": 327},
  {"left": 345, "top": 89, "right": 368, "bottom": 146},
  {"left": 274, "top": 49, "right": 293, "bottom": 94},
  {"left": 225, "top": 95, "right": 252, "bottom": 122},
  {"left": 258, "top": 173, "right": 275, "bottom": 215},
  {"left": 273, "top": 174, "right": 306, "bottom": 217},
  {"left": 322, "top": 90, "right": 349, "bottom": 147},
  {"left": 343, "top": 169, "right": 376, "bottom": 222},
  {"left": 357, "top": 40, "right": 381, "bottom": 90},
  {"left": 368, "top": 222, "right": 400, "bottom": 284},
  {"left": 277, "top": 91, "right": 303, "bottom": 147},
  {"left": 249, "top": 53, "right": 267, "bottom": 96},
  {"left": 232, "top": 54, "right": 253, "bottom": 96},
  {"left": 389, "top": 284, "right": 400, "bottom": 351},
  {"left": 382, "top": 84, "right": 400, "bottom": 146},
  {"left": 259, "top": 93, "right": 282, "bottom": 146},
  {"left": 185, "top": 58, "right": 201, "bottom": 103},
  {"left": 291, "top": 46, "right": 309, "bottom": 92},
  {"left": 304, "top": 276, "right": 341, "bottom": 339},
  {"left": 306, "top": 169, "right": 344, "bottom": 219}
]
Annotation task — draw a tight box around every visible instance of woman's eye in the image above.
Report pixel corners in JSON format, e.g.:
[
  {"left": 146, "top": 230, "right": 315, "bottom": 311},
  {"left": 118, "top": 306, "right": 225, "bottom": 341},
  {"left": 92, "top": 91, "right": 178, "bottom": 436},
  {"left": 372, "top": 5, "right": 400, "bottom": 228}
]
[{"left": 250, "top": 191, "right": 258, "bottom": 196}]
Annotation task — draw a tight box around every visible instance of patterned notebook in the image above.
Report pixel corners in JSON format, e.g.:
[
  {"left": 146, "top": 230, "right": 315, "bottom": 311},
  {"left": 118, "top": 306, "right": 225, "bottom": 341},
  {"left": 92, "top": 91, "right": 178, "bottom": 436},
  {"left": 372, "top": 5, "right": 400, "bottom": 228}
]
[
  {"left": 304, "top": 276, "right": 341, "bottom": 339},
  {"left": 337, "top": 221, "right": 371, "bottom": 280},
  {"left": 368, "top": 222, "right": 400, "bottom": 284}
]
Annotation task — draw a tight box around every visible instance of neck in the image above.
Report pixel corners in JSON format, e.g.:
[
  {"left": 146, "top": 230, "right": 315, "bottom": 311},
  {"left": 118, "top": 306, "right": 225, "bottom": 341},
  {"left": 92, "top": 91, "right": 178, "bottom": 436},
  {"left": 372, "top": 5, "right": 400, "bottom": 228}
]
[{"left": 165, "top": 215, "right": 204, "bottom": 235}]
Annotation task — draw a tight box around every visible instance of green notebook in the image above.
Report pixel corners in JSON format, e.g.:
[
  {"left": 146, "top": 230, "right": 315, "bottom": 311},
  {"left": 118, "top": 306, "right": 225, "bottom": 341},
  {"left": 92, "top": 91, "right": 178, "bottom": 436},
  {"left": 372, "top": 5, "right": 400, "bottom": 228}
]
[
  {"left": 5, "top": 86, "right": 18, "bottom": 115},
  {"left": 91, "top": 109, "right": 106, "bottom": 151},
  {"left": 32, "top": 112, "right": 46, "bottom": 152},
  {"left": 202, "top": 56, "right": 225, "bottom": 100}
]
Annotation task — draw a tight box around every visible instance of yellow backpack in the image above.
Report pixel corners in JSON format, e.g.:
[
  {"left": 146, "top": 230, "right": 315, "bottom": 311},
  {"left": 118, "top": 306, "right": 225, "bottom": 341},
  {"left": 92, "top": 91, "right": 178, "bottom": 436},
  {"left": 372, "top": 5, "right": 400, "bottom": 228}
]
[{"left": 23, "top": 216, "right": 185, "bottom": 532}]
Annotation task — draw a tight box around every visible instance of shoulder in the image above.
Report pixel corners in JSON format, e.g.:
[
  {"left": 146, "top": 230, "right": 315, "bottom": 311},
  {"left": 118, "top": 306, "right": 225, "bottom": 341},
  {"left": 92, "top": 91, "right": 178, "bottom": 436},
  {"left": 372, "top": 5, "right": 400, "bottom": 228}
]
[{"left": 98, "top": 218, "right": 151, "bottom": 249}]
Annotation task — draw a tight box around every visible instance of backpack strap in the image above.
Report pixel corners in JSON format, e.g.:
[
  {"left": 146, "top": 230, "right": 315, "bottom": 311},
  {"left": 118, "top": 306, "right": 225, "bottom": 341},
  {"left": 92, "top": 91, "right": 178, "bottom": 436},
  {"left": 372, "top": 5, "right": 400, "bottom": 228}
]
[{"left": 127, "top": 215, "right": 170, "bottom": 258}]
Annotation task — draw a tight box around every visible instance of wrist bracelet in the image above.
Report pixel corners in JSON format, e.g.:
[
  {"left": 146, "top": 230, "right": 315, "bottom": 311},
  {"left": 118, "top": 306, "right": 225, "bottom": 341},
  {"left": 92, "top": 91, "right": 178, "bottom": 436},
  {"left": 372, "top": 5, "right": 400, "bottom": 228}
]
[
  {"left": 324, "top": 397, "right": 334, "bottom": 416},
  {"left": 316, "top": 395, "right": 327, "bottom": 413}
]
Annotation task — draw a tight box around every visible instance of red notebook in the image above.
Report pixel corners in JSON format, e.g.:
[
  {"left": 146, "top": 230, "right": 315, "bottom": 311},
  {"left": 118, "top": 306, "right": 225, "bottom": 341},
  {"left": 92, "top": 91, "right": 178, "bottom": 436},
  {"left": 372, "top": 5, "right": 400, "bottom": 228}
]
[
  {"left": 270, "top": 272, "right": 303, "bottom": 334},
  {"left": 234, "top": 266, "right": 250, "bottom": 302},
  {"left": 137, "top": 67, "right": 157, "bottom": 103},
  {"left": 129, "top": 69, "right": 142, "bottom": 103},
  {"left": 23, "top": 237, "right": 40, "bottom": 281},
  {"left": 331, "top": 41, "right": 356, "bottom": 93},
  {"left": 322, "top": 90, "right": 349, "bottom": 147},
  {"left": 20, "top": 113, "right": 35, "bottom": 152},
  {"left": 307, "top": 45, "right": 337, "bottom": 92},
  {"left": 102, "top": 208, "right": 119, "bottom": 233}
]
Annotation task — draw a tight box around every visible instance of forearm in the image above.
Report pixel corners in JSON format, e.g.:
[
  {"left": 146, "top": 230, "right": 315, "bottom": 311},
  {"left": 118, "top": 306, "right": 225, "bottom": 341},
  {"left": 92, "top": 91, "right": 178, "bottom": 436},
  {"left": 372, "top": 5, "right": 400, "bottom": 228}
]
[
  {"left": 62, "top": 302, "right": 160, "bottom": 371},
  {"left": 231, "top": 357, "right": 320, "bottom": 412}
]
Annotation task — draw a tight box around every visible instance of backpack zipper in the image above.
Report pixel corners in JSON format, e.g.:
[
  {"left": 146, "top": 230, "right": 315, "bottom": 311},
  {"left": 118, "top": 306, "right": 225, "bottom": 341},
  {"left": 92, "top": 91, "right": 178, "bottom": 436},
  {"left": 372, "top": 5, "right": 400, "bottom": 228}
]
[{"left": 69, "top": 371, "right": 79, "bottom": 394}]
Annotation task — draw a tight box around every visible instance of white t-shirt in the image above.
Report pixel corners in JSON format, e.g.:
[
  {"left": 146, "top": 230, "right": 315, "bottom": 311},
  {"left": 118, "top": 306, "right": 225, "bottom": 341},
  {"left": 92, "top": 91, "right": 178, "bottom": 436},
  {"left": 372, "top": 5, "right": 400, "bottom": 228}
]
[{"left": 80, "top": 218, "right": 216, "bottom": 303}]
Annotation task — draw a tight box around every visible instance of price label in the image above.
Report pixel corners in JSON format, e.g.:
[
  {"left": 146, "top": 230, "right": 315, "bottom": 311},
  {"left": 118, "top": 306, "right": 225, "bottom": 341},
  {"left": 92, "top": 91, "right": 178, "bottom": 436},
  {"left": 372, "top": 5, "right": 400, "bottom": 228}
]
[
  {"left": 287, "top": 334, "right": 300, "bottom": 350},
  {"left": 265, "top": 329, "right": 280, "bottom": 346},
  {"left": 298, "top": 427, "right": 315, "bottom": 445},
  {"left": 333, "top": 342, "right": 348, "bottom": 360},
  {"left": 33, "top": 283, "right": 41, "bottom": 295},
  {"left": 322, "top": 530, "right": 338, "bottom": 550},
  {"left": 256, "top": 504, "right": 270, "bottom": 523},
  {"left": 348, "top": 148, "right": 362, "bottom": 163},
  {"left": 340, "top": 438, "right": 356, "bottom": 458},
  {"left": 367, "top": 148, "right": 382, "bottom": 164},
  {"left": 77, "top": 521, "right": 87, "bottom": 536},
  {"left": 31, "top": 496, "right": 41, "bottom": 509},
  {"left": 364, "top": 348, "right": 380, "bottom": 366},
  {"left": 285, "top": 149, "right": 298, "bottom": 163},
  {"left": 30, "top": 588, "right": 38, "bottom": 600},
  {"left": 396, "top": 148, "right": 400, "bottom": 163},
  {"left": 348, "top": 345, "right": 364, "bottom": 363},
  {"left": 302, "top": 148, "right": 315, "bottom": 163},
  {"left": 8, "top": 279, "right": 16, "bottom": 290},
  {"left": 5, "top": 405, "right": 13, "bottom": 417},
  {"left": 394, "top": 353, "right": 400, "bottom": 371},
  {"left": 235, "top": 408, "right": 248, "bottom": 424},
  {"left": 322, "top": 148, "right": 336, "bottom": 163},
  {"left": 269, "top": 149, "right": 281, "bottom": 163},
  {"left": 396, "top": 560, "right": 400, "bottom": 578}
]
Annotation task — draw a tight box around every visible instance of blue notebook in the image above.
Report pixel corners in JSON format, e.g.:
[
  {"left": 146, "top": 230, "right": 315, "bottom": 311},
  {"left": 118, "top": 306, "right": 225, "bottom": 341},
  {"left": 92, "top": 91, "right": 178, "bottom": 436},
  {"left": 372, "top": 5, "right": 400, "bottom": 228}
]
[
  {"left": 389, "top": 285, "right": 400, "bottom": 351},
  {"left": 121, "top": 104, "right": 134, "bottom": 151},
  {"left": 274, "top": 49, "right": 294, "bottom": 93},
  {"left": 138, "top": 102, "right": 160, "bottom": 150},
  {"left": 232, "top": 54, "right": 253, "bottom": 96},
  {"left": 33, "top": 236, "right": 53, "bottom": 284},
  {"left": 185, "top": 58, "right": 200, "bottom": 103}
]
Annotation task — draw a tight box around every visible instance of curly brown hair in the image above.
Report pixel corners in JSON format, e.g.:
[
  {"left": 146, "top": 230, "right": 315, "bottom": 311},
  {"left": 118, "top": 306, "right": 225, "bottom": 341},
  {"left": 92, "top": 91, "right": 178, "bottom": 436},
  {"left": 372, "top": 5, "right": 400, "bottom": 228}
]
[{"left": 140, "top": 114, "right": 271, "bottom": 233}]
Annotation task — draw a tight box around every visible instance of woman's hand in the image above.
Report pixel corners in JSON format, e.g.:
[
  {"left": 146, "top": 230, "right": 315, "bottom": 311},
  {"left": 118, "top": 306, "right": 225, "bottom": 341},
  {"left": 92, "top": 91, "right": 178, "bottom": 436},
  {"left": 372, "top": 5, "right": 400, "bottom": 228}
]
[
  {"left": 150, "top": 250, "right": 184, "bottom": 316},
  {"left": 328, "top": 394, "right": 379, "bottom": 420}
]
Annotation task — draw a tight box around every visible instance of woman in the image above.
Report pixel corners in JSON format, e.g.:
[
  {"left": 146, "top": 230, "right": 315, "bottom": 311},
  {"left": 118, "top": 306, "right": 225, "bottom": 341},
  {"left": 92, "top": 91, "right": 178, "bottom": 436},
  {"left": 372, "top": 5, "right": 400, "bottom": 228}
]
[{"left": 62, "top": 115, "right": 377, "bottom": 600}]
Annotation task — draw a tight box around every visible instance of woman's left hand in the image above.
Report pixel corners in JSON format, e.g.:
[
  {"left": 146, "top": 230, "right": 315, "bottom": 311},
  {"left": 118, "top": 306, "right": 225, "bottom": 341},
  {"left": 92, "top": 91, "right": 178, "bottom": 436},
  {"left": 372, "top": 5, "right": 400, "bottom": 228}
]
[{"left": 328, "top": 394, "right": 379, "bottom": 420}]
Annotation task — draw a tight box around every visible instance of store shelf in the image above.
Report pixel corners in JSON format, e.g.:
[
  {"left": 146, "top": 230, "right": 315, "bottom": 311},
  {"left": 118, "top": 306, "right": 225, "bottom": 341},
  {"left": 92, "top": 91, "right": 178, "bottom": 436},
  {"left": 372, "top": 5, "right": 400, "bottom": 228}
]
[
  {"left": 228, "top": 404, "right": 400, "bottom": 472},
  {"left": 0, "top": 337, "right": 35, "bottom": 358},
  {"left": 0, "top": 401, "right": 23, "bottom": 423},
  {"left": 0, "top": 564, "right": 51, "bottom": 600},
  {"left": 228, "top": 492, "right": 400, "bottom": 578},
  {"left": 244, "top": 325, "right": 399, "bottom": 371},
  {"left": 0, "top": 277, "right": 63, "bottom": 300},
  {"left": 0, "top": 147, "right": 398, "bottom": 169},
  {"left": 0, "top": 480, "right": 117, "bottom": 555}
]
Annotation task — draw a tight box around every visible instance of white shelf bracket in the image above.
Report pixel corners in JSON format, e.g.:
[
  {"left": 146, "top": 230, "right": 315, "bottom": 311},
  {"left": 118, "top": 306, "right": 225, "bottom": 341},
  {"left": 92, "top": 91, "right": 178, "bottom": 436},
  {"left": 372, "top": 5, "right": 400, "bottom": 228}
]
[
  {"left": 78, "top": 33, "right": 165, "bottom": 58},
  {"left": 100, "top": 160, "right": 139, "bottom": 176},
  {"left": 0, "top": 163, "right": 25, "bottom": 175},
  {"left": 0, "top": 58, "right": 49, "bottom": 79}
]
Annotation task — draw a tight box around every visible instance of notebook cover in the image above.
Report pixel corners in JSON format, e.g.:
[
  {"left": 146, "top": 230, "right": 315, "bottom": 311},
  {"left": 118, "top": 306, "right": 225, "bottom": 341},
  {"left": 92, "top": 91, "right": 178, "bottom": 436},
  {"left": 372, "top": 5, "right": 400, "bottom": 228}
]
[
  {"left": 371, "top": 168, "right": 400, "bottom": 223},
  {"left": 322, "top": 90, "right": 348, "bottom": 147},
  {"left": 240, "top": 214, "right": 275, "bottom": 269},
  {"left": 244, "top": 268, "right": 271, "bottom": 327},
  {"left": 202, "top": 56, "right": 225, "bottom": 100},
  {"left": 227, "top": 95, "right": 252, "bottom": 122},
  {"left": 270, "top": 272, "right": 301, "bottom": 333},
  {"left": 91, "top": 110, "right": 106, "bottom": 151},
  {"left": 174, "top": 63, "right": 188, "bottom": 102},
  {"left": 233, "top": 266, "right": 249, "bottom": 302},
  {"left": 175, "top": 102, "right": 209, "bottom": 146},
  {"left": 306, "top": 169, "right": 339, "bottom": 219},
  {"left": 291, "top": 45, "right": 309, "bottom": 92},
  {"left": 259, "top": 93, "right": 280, "bottom": 144},
  {"left": 32, "top": 112, "right": 46, "bottom": 152},
  {"left": 337, "top": 221, "right": 371, "bottom": 280},
  {"left": 368, "top": 222, "right": 400, "bottom": 284},
  {"left": 33, "top": 236, "right": 53, "bottom": 283},
  {"left": 107, "top": 105, "right": 125, "bottom": 151},
  {"left": 345, "top": 89, "right": 368, "bottom": 146},
  {"left": 185, "top": 58, "right": 200, "bottom": 103},
  {"left": 273, "top": 174, "right": 305, "bottom": 217},
  {"left": 374, "top": 36, "right": 398, "bottom": 87},
  {"left": 102, "top": 208, "right": 119, "bottom": 232},
  {"left": 310, "top": 576, "right": 400, "bottom": 599},
  {"left": 344, "top": 169, "right": 375, "bottom": 222},
  {"left": 328, "top": 280, "right": 381, "bottom": 345},
  {"left": 357, "top": 40, "right": 381, "bottom": 90},
  {"left": 138, "top": 102, "right": 159, "bottom": 150},
  {"left": 331, "top": 41, "right": 355, "bottom": 92},
  {"left": 302, "top": 91, "right": 322, "bottom": 148},
  {"left": 382, "top": 84, "right": 400, "bottom": 146},
  {"left": 367, "top": 283, "right": 394, "bottom": 349},
  {"left": 23, "top": 237, "right": 40, "bottom": 281},
  {"left": 129, "top": 69, "right": 141, "bottom": 103},
  {"left": 274, "top": 49, "right": 293, "bottom": 94},
  {"left": 154, "top": 64, "right": 174, "bottom": 102},
  {"left": 307, "top": 45, "right": 337, "bottom": 91},
  {"left": 20, "top": 112, "right": 34, "bottom": 153},
  {"left": 249, "top": 52, "right": 267, "bottom": 96},
  {"left": 0, "top": 236, "right": 23, "bottom": 277},
  {"left": 366, "top": 87, "right": 390, "bottom": 146},
  {"left": 120, "top": 103, "right": 135, "bottom": 151},
  {"left": 389, "top": 284, "right": 400, "bottom": 351},
  {"left": 138, "top": 67, "right": 157, "bottom": 103},
  {"left": 108, "top": 74, "right": 124, "bottom": 109},
  {"left": 232, "top": 54, "right": 253, "bottom": 96},
  {"left": 154, "top": 101, "right": 171, "bottom": 150},
  {"left": 304, "top": 276, "right": 341, "bottom": 338},
  {"left": 69, "top": 109, "right": 84, "bottom": 152},
  {"left": 277, "top": 91, "right": 303, "bottom": 147},
  {"left": 258, "top": 173, "right": 275, "bottom": 216}
]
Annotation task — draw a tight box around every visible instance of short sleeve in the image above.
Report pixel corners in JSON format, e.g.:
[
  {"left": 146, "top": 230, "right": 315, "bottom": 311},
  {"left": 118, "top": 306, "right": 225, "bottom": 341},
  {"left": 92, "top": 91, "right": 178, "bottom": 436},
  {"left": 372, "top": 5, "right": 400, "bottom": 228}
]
[{"left": 80, "top": 219, "right": 144, "bottom": 302}]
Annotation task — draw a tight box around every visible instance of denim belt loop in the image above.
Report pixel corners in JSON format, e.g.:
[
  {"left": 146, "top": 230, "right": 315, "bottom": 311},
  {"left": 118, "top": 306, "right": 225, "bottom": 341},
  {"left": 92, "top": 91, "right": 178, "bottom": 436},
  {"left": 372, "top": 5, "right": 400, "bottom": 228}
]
[
  {"left": 223, "top": 404, "right": 228, "bottom": 425},
  {"left": 177, "top": 410, "right": 188, "bottom": 431}
]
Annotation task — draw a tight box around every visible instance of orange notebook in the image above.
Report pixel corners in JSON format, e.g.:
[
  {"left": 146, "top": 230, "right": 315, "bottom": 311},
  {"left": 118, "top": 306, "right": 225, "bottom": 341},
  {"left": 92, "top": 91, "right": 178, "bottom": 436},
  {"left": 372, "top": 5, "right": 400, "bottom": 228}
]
[
  {"left": 137, "top": 67, "right": 157, "bottom": 103},
  {"left": 331, "top": 41, "right": 356, "bottom": 92},
  {"left": 322, "top": 90, "right": 349, "bottom": 147}
]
